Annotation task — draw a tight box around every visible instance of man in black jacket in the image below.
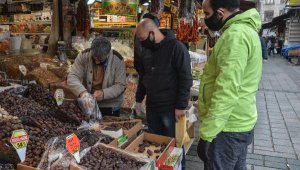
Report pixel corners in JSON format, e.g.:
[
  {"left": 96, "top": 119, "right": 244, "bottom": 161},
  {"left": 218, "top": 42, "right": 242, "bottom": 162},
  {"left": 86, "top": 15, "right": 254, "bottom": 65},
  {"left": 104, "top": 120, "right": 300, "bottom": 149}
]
[{"left": 134, "top": 19, "right": 193, "bottom": 137}]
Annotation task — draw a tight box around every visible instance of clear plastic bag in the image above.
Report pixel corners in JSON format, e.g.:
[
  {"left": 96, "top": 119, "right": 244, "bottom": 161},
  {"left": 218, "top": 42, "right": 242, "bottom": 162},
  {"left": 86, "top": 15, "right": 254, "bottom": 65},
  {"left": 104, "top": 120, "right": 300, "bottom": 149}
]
[
  {"left": 77, "top": 93, "right": 102, "bottom": 120},
  {"left": 37, "top": 136, "right": 68, "bottom": 170}
]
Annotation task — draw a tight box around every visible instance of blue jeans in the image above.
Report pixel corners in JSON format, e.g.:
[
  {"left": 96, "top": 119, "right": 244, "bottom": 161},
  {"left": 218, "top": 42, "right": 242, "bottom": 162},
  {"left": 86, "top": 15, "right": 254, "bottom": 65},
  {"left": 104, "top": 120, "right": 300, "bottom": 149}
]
[{"left": 146, "top": 110, "right": 186, "bottom": 170}]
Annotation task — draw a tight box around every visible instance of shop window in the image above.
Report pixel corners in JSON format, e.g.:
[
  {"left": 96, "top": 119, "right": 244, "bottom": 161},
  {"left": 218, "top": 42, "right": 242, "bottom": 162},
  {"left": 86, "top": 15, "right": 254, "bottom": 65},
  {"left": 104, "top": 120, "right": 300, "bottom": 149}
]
[
  {"left": 265, "top": 0, "right": 275, "bottom": 5},
  {"left": 264, "top": 10, "right": 274, "bottom": 21}
]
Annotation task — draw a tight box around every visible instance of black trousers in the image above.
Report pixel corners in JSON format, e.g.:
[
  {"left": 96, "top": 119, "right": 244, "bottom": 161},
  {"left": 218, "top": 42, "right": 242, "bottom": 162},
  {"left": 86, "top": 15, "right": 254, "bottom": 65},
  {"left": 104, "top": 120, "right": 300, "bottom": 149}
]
[{"left": 198, "top": 130, "right": 254, "bottom": 170}]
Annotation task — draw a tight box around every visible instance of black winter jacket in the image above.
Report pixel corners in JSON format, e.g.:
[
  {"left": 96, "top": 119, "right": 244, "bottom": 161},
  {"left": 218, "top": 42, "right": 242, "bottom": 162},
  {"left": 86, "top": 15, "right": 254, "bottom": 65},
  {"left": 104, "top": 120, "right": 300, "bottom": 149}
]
[{"left": 134, "top": 30, "right": 192, "bottom": 113}]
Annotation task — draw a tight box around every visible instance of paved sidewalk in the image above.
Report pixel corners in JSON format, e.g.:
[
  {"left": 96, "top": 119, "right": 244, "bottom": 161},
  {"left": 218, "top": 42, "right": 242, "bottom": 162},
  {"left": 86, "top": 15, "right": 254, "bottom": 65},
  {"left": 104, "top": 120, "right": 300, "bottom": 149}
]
[{"left": 186, "top": 56, "right": 300, "bottom": 170}]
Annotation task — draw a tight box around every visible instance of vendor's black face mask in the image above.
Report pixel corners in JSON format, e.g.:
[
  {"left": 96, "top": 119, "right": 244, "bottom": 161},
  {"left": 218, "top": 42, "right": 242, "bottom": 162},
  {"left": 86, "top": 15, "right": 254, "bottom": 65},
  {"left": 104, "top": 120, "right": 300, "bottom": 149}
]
[
  {"left": 204, "top": 11, "right": 224, "bottom": 31},
  {"left": 141, "top": 32, "right": 156, "bottom": 50}
]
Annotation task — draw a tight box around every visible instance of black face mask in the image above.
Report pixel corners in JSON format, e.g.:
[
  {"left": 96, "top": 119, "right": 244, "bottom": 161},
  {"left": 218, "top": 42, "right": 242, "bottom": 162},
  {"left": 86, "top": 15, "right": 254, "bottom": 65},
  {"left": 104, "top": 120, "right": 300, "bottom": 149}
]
[
  {"left": 140, "top": 32, "right": 156, "bottom": 50},
  {"left": 204, "top": 11, "right": 224, "bottom": 31}
]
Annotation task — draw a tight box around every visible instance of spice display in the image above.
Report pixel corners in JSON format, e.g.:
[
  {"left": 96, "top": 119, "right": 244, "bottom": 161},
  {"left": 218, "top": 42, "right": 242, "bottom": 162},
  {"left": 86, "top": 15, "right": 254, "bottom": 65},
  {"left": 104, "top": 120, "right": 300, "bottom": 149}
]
[
  {"left": 176, "top": 16, "right": 199, "bottom": 42},
  {"left": 0, "top": 92, "right": 50, "bottom": 117},
  {"left": 78, "top": 144, "right": 146, "bottom": 170}
]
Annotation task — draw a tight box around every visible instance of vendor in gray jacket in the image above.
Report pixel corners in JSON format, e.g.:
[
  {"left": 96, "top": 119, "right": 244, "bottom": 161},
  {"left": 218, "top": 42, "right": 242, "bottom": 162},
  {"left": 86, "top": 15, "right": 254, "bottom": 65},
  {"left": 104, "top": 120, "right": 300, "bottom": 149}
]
[{"left": 67, "top": 37, "right": 126, "bottom": 117}]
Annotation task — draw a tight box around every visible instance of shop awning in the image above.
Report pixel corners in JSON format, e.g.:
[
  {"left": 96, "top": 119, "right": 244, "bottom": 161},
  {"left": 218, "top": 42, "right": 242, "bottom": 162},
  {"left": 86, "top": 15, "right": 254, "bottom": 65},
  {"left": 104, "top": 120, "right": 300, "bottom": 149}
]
[{"left": 262, "top": 10, "right": 294, "bottom": 29}]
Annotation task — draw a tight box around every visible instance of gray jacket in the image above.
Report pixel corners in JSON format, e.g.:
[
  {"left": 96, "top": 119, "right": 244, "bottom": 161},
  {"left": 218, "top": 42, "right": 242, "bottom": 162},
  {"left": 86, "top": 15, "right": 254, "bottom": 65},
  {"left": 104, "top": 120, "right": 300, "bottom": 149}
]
[{"left": 67, "top": 49, "right": 126, "bottom": 108}]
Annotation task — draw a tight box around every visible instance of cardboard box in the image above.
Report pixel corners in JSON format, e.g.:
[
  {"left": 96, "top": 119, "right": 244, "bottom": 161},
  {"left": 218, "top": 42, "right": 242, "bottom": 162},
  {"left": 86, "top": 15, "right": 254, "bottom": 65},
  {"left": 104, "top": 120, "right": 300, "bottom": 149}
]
[
  {"left": 184, "top": 123, "right": 195, "bottom": 155},
  {"left": 17, "top": 164, "right": 37, "bottom": 170},
  {"left": 103, "top": 119, "right": 142, "bottom": 139},
  {"left": 69, "top": 144, "right": 153, "bottom": 170},
  {"left": 125, "top": 132, "right": 176, "bottom": 168},
  {"left": 159, "top": 147, "right": 183, "bottom": 170}
]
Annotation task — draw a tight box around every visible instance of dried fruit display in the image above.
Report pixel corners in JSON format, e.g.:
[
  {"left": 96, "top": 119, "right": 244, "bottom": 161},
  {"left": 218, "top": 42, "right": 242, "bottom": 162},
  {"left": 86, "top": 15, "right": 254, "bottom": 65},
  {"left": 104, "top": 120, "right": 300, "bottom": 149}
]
[
  {"left": 0, "top": 112, "right": 23, "bottom": 139},
  {"left": 58, "top": 100, "right": 89, "bottom": 125},
  {"left": 24, "top": 83, "right": 58, "bottom": 109},
  {"left": 26, "top": 68, "right": 60, "bottom": 88},
  {"left": 0, "top": 92, "right": 50, "bottom": 117},
  {"left": 78, "top": 144, "right": 146, "bottom": 170},
  {"left": 102, "top": 116, "right": 131, "bottom": 123},
  {"left": 0, "top": 110, "right": 24, "bottom": 166},
  {"left": 137, "top": 140, "right": 167, "bottom": 159},
  {"left": 20, "top": 114, "right": 77, "bottom": 135},
  {"left": 107, "top": 121, "right": 138, "bottom": 130}
]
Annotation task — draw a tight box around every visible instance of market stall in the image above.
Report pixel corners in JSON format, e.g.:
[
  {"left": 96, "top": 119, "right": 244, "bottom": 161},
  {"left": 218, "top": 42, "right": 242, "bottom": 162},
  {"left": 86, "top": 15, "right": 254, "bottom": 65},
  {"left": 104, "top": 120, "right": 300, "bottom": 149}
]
[
  {"left": 0, "top": 82, "right": 195, "bottom": 170},
  {"left": 0, "top": 0, "right": 208, "bottom": 169}
]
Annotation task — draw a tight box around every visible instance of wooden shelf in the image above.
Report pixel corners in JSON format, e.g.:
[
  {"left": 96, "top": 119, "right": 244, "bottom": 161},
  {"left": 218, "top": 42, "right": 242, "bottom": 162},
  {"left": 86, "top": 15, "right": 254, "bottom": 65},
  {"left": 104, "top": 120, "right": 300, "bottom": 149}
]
[
  {"left": 11, "top": 32, "right": 50, "bottom": 35},
  {"left": 32, "top": 43, "right": 48, "bottom": 46},
  {"left": 0, "top": 21, "right": 52, "bottom": 25}
]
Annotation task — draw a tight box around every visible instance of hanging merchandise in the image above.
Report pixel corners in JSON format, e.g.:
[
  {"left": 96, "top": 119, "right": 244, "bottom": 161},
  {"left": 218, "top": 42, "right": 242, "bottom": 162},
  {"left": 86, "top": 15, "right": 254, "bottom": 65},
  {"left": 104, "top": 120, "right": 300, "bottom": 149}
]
[
  {"left": 178, "top": 0, "right": 195, "bottom": 19},
  {"left": 76, "top": 0, "right": 90, "bottom": 37},
  {"left": 176, "top": 16, "right": 200, "bottom": 43},
  {"left": 150, "top": 0, "right": 165, "bottom": 16}
]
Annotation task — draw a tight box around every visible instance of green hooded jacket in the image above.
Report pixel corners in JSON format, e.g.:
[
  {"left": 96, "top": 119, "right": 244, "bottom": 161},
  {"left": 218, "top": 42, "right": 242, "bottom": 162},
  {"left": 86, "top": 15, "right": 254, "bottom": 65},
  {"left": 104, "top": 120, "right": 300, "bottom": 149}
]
[{"left": 199, "top": 9, "right": 262, "bottom": 142}]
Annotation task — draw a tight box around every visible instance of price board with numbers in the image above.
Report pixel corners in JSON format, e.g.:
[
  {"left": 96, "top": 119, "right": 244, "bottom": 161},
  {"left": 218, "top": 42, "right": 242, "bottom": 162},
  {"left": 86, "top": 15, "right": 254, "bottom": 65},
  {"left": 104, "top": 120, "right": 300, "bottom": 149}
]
[
  {"left": 10, "top": 129, "right": 29, "bottom": 162},
  {"left": 66, "top": 133, "right": 80, "bottom": 163}
]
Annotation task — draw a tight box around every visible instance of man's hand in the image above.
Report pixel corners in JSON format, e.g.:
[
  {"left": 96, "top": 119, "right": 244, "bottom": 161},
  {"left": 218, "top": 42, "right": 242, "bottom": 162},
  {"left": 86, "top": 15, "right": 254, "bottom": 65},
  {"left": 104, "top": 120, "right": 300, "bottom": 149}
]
[
  {"left": 79, "top": 91, "right": 93, "bottom": 109},
  {"left": 135, "top": 102, "right": 142, "bottom": 115},
  {"left": 175, "top": 109, "right": 185, "bottom": 122},
  {"left": 93, "top": 90, "right": 104, "bottom": 101},
  {"left": 79, "top": 91, "right": 88, "bottom": 98}
]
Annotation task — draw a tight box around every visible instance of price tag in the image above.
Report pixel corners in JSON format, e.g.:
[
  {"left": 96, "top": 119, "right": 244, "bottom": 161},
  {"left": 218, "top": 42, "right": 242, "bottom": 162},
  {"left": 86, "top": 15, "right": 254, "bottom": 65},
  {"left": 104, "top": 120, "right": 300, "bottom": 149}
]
[
  {"left": 66, "top": 133, "right": 80, "bottom": 163},
  {"left": 10, "top": 129, "right": 29, "bottom": 162},
  {"left": 117, "top": 135, "right": 128, "bottom": 148},
  {"left": 40, "top": 63, "right": 48, "bottom": 69},
  {"left": 54, "top": 89, "right": 65, "bottom": 106},
  {"left": 18, "top": 65, "right": 27, "bottom": 76}
]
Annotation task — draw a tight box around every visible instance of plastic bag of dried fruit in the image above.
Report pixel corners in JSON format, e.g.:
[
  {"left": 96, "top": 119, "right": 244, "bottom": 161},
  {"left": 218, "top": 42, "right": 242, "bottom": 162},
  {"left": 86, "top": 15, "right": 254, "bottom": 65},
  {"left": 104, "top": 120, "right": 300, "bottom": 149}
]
[
  {"left": 77, "top": 120, "right": 106, "bottom": 132},
  {"left": 77, "top": 93, "right": 102, "bottom": 120},
  {"left": 37, "top": 136, "right": 69, "bottom": 170},
  {"left": 69, "top": 143, "right": 153, "bottom": 170}
]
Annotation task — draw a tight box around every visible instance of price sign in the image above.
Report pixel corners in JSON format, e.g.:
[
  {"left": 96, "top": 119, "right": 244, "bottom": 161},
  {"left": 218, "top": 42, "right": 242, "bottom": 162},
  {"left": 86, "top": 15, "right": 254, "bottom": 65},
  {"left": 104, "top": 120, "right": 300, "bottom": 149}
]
[
  {"left": 18, "top": 65, "right": 27, "bottom": 76},
  {"left": 117, "top": 135, "right": 128, "bottom": 148},
  {"left": 66, "top": 133, "right": 80, "bottom": 163},
  {"left": 54, "top": 89, "right": 65, "bottom": 106},
  {"left": 10, "top": 129, "right": 29, "bottom": 162}
]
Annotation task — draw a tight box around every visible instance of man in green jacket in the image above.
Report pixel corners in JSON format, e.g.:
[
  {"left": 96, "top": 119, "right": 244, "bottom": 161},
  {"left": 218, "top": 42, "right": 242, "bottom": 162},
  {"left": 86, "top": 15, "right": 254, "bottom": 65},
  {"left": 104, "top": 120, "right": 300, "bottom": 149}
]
[{"left": 197, "top": 0, "right": 262, "bottom": 169}]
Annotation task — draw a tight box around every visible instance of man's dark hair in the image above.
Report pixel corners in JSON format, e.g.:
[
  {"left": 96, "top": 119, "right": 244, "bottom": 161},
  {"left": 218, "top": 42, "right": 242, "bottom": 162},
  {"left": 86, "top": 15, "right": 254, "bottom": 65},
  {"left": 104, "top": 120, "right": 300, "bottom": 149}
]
[
  {"left": 91, "top": 37, "right": 111, "bottom": 58},
  {"left": 210, "top": 0, "right": 240, "bottom": 12},
  {"left": 143, "top": 13, "right": 160, "bottom": 27}
]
